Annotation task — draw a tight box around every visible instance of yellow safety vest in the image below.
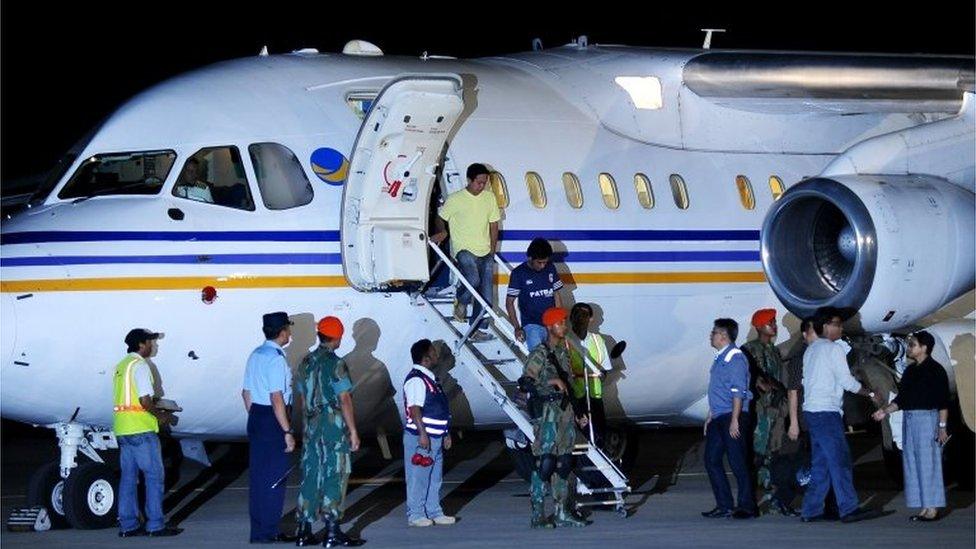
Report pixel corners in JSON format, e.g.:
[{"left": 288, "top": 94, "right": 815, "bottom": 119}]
[
  {"left": 113, "top": 354, "right": 158, "bottom": 436},
  {"left": 570, "top": 334, "right": 606, "bottom": 400}
]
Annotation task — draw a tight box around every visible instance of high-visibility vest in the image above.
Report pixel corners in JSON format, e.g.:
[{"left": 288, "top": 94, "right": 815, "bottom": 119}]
[
  {"left": 570, "top": 333, "right": 606, "bottom": 400},
  {"left": 113, "top": 353, "right": 158, "bottom": 436}
]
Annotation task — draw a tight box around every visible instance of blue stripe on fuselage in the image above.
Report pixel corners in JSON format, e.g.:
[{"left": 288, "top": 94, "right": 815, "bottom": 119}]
[{"left": 1, "top": 228, "right": 759, "bottom": 245}]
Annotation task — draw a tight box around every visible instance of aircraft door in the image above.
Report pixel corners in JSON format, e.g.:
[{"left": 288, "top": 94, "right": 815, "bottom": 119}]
[{"left": 341, "top": 74, "right": 465, "bottom": 291}]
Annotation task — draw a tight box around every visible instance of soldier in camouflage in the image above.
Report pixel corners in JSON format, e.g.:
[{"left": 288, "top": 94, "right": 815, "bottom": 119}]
[
  {"left": 519, "top": 307, "right": 589, "bottom": 529},
  {"left": 740, "top": 308, "right": 797, "bottom": 516},
  {"left": 295, "top": 316, "right": 365, "bottom": 547}
]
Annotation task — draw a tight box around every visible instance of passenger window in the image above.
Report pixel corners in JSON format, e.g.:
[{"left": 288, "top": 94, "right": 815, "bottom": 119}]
[
  {"left": 562, "top": 172, "right": 583, "bottom": 209},
  {"left": 345, "top": 92, "right": 376, "bottom": 120},
  {"left": 525, "top": 171, "right": 547, "bottom": 208},
  {"left": 58, "top": 150, "right": 176, "bottom": 200},
  {"left": 634, "top": 173, "right": 654, "bottom": 209},
  {"left": 669, "top": 174, "right": 689, "bottom": 210},
  {"left": 736, "top": 175, "right": 755, "bottom": 210},
  {"left": 249, "top": 143, "right": 314, "bottom": 210},
  {"left": 599, "top": 173, "right": 619, "bottom": 209},
  {"left": 173, "top": 146, "right": 254, "bottom": 211},
  {"left": 488, "top": 169, "right": 509, "bottom": 208},
  {"left": 769, "top": 175, "right": 785, "bottom": 201}
]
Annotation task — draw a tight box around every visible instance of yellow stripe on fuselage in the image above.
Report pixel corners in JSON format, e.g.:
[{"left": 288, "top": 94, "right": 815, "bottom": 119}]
[{"left": 0, "top": 271, "right": 766, "bottom": 293}]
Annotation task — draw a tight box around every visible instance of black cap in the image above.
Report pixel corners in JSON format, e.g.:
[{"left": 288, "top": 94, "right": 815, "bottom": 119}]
[
  {"left": 125, "top": 328, "right": 160, "bottom": 349},
  {"left": 262, "top": 312, "right": 293, "bottom": 332}
]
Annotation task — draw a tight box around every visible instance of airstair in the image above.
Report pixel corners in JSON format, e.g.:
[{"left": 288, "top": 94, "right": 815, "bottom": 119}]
[{"left": 413, "top": 239, "right": 630, "bottom": 515}]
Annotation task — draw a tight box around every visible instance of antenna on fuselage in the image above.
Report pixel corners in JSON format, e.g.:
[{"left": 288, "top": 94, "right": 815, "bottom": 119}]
[
  {"left": 258, "top": 45, "right": 269, "bottom": 56},
  {"left": 700, "top": 28, "right": 726, "bottom": 49}
]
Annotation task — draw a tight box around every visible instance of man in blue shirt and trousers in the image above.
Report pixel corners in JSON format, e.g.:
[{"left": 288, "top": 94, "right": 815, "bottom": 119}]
[
  {"left": 242, "top": 312, "right": 297, "bottom": 543},
  {"left": 506, "top": 237, "right": 564, "bottom": 352},
  {"left": 702, "top": 318, "right": 757, "bottom": 519}
]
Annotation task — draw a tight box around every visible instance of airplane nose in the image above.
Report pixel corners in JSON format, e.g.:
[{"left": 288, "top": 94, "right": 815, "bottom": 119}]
[{"left": 1, "top": 293, "right": 15, "bottom": 366}]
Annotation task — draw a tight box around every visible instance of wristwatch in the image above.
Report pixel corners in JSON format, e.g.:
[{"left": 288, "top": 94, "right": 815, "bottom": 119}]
[
  {"left": 868, "top": 392, "right": 876, "bottom": 399},
  {"left": 938, "top": 422, "right": 947, "bottom": 428}
]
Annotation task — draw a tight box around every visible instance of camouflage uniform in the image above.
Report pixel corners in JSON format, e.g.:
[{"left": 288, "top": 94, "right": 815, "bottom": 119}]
[
  {"left": 741, "top": 339, "right": 787, "bottom": 492},
  {"left": 523, "top": 342, "right": 584, "bottom": 528},
  {"left": 295, "top": 346, "right": 353, "bottom": 524}
]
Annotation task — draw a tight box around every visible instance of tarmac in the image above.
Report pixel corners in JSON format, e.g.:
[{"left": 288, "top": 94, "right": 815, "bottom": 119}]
[{"left": 1, "top": 422, "right": 973, "bottom": 548}]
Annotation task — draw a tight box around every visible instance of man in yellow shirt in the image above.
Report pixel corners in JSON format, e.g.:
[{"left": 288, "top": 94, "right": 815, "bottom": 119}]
[{"left": 431, "top": 163, "right": 501, "bottom": 341}]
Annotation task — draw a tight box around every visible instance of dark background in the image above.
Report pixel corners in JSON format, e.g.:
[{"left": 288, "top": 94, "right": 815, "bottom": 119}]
[{"left": 2, "top": 2, "right": 974, "bottom": 190}]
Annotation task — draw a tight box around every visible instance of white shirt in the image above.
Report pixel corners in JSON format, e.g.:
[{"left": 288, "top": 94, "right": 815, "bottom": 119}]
[
  {"left": 802, "top": 338, "right": 862, "bottom": 413},
  {"left": 404, "top": 365, "right": 437, "bottom": 408},
  {"left": 133, "top": 359, "right": 153, "bottom": 398}
]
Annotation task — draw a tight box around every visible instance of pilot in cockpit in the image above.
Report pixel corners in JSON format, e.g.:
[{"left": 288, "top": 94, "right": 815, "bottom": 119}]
[{"left": 173, "top": 157, "right": 215, "bottom": 203}]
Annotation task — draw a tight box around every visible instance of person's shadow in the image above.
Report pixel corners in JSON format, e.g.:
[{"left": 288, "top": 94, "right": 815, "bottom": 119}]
[{"left": 344, "top": 318, "right": 401, "bottom": 459}]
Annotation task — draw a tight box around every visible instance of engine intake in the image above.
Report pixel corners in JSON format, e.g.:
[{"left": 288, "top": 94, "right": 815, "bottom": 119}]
[{"left": 761, "top": 175, "right": 974, "bottom": 331}]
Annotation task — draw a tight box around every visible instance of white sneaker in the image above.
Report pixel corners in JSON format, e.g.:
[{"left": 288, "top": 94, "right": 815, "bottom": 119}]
[
  {"left": 432, "top": 515, "right": 456, "bottom": 525},
  {"left": 409, "top": 518, "right": 433, "bottom": 527}
]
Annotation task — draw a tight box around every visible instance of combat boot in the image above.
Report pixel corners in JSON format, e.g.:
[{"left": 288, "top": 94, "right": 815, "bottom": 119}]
[
  {"left": 551, "top": 476, "right": 588, "bottom": 527},
  {"left": 529, "top": 471, "right": 555, "bottom": 529},
  {"left": 322, "top": 518, "right": 365, "bottom": 547},
  {"left": 295, "top": 521, "right": 316, "bottom": 546}
]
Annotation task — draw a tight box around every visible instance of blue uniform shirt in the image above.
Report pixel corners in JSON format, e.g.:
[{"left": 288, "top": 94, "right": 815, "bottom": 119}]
[
  {"left": 243, "top": 340, "right": 292, "bottom": 406},
  {"left": 506, "top": 261, "right": 563, "bottom": 326},
  {"left": 707, "top": 344, "right": 752, "bottom": 416}
]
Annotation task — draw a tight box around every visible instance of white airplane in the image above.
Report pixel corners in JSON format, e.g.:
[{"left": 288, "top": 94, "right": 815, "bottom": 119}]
[{"left": 2, "top": 38, "right": 974, "bottom": 529}]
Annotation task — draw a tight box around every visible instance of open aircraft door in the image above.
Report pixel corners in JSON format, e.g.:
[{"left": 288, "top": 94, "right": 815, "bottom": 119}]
[{"left": 341, "top": 74, "right": 465, "bottom": 291}]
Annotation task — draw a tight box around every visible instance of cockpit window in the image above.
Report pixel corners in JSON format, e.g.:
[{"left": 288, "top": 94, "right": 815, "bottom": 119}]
[
  {"left": 58, "top": 150, "right": 176, "bottom": 200},
  {"left": 248, "top": 143, "right": 314, "bottom": 210},
  {"left": 173, "top": 146, "right": 255, "bottom": 211}
]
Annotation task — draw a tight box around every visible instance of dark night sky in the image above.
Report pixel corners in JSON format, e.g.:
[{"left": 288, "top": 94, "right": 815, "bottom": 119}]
[{"left": 2, "top": 2, "right": 973, "bottom": 189}]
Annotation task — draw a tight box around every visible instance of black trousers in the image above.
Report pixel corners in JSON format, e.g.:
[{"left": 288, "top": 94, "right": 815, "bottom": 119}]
[
  {"left": 705, "top": 413, "right": 755, "bottom": 512},
  {"left": 247, "top": 404, "right": 288, "bottom": 542}
]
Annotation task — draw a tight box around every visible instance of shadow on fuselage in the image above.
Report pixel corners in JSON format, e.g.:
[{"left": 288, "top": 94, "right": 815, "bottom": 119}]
[{"left": 344, "top": 318, "right": 401, "bottom": 437}]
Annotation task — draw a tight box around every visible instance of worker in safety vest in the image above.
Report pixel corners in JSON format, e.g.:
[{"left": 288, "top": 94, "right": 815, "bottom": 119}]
[
  {"left": 568, "top": 303, "right": 612, "bottom": 449},
  {"left": 114, "top": 328, "right": 181, "bottom": 537}
]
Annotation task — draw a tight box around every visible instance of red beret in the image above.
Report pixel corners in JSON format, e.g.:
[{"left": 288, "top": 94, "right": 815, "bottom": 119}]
[
  {"left": 317, "top": 316, "right": 344, "bottom": 338},
  {"left": 541, "top": 307, "right": 568, "bottom": 327},
  {"left": 751, "top": 309, "right": 777, "bottom": 328}
]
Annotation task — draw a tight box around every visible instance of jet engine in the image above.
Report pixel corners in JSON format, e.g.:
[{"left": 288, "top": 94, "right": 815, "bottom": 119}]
[{"left": 761, "top": 175, "right": 974, "bottom": 331}]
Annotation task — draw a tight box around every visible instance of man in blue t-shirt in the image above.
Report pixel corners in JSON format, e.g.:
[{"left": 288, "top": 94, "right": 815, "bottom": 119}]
[{"left": 506, "top": 238, "right": 564, "bottom": 351}]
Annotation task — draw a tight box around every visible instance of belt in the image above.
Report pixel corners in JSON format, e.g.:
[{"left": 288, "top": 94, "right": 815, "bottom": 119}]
[{"left": 534, "top": 393, "right": 566, "bottom": 403}]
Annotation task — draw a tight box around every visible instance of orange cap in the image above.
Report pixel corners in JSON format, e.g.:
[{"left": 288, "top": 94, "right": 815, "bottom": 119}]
[
  {"left": 751, "top": 308, "right": 777, "bottom": 328},
  {"left": 541, "top": 307, "right": 568, "bottom": 327},
  {"left": 317, "top": 316, "right": 344, "bottom": 339}
]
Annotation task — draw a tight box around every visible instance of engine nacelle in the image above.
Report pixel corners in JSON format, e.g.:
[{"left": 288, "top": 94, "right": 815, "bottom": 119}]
[{"left": 761, "top": 175, "right": 974, "bottom": 331}]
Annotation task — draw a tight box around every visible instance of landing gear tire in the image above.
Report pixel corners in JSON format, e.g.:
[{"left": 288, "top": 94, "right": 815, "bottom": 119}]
[
  {"left": 27, "top": 462, "right": 70, "bottom": 529},
  {"left": 602, "top": 429, "right": 638, "bottom": 472},
  {"left": 63, "top": 462, "right": 119, "bottom": 529}
]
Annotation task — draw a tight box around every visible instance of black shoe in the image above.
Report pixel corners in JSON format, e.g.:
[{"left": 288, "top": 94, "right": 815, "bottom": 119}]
[
  {"left": 801, "top": 514, "right": 826, "bottom": 523},
  {"left": 323, "top": 520, "right": 365, "bottom": 547},
  {"left": 119, "top": 526, "right": 146, "bottom": 537},
  {"left": 296, "top": 522, "right": 317, "bottom": 546},
  {"left": 772, "top": 499, "right": 801, "bottom": 517},
  {"left": 910, "top": 513, "right": 940, "bottom": 522},
  {"left": 841, "top": 508, "right": 883, "bottom": 523},
  {"left": 147, "top": 526, "right": 183, "bottom": 537},
  {"left": 701, "top": 507, "right": 732, "bottom": 518},
  {"left": 732, "top": 509, "right": 757, "bottom": 519}
]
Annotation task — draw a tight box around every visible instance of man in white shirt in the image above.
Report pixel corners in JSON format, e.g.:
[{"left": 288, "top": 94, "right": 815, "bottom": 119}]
[
  {"left": 402, "top": 340, "right": 455, "bottom": 527},
  {"left": 800, "top": 312, "right": 881, "bottom": 523}
]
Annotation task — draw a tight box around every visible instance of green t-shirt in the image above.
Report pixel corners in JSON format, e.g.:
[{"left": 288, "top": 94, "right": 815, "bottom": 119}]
[{"left": 439, "top": 188, "right": 501, "bottom": 257}]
